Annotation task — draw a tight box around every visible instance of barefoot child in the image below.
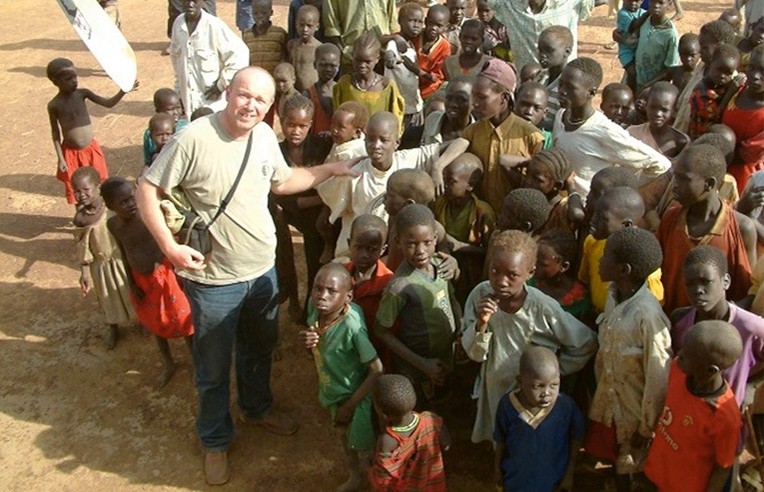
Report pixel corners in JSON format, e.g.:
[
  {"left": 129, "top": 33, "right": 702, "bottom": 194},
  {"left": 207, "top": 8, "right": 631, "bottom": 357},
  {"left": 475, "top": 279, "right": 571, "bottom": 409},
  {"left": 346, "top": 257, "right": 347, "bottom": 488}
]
[
  {"left": 46, "top": 58, "right": 134, "bottom": 205},
  {"left": 102, "top": 177, "right": 194, "bottom": 387},
  {"left": 369, "top": 374, "right": 449, "bottom": 491},
  {"left": 72, "top": 167, "right": 135, "bottom": 349},
  {"left": 584, "top": 227, "right": 672, "bottom": 492},
  {"left": 628, "top": 81, "right": 689, "bottom": 158},
  {"left": 461, "top": 230, "right": 596, "bottom": 443},
  {"left": 306, "top": 43, "right": 341, "bottom": 135},
  {"left": 375, "top": 205, "right": 460, "bottom": 407},
  {"left": 494, "top": 346, "right": 585, "bottom": 492},
  {"left": 287, "top": 4, "right": 322, "bottom": 92},
  {"left": 644, "top": 321, "right": 743, "bottom": 491},
  {"left": 298, "top": 264, "right": 383, "bottom": 492}
]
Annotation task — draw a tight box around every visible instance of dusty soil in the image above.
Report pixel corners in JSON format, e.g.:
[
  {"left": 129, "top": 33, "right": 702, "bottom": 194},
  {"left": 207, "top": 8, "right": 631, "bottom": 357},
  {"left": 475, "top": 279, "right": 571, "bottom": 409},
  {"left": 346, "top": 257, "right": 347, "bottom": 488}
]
[{"left": 0, "top": 0, "right": 723, "bottom": 490}]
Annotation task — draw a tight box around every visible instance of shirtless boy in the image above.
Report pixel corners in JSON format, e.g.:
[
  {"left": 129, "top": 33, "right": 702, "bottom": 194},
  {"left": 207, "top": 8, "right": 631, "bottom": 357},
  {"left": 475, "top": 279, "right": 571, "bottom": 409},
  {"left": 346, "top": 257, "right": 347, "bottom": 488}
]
[
  {"left": 46, "top": 58, "right": 136, "bottom": 205},
  {"left": 287, "top": 4, "right": 322, "bottom": 92}
]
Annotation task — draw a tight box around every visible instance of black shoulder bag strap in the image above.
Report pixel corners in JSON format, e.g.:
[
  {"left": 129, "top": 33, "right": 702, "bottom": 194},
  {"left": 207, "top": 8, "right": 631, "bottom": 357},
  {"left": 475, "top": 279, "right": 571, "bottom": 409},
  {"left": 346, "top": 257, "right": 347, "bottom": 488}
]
[{"left": 206, "top": 131, "right": 254, "bottom": 227}]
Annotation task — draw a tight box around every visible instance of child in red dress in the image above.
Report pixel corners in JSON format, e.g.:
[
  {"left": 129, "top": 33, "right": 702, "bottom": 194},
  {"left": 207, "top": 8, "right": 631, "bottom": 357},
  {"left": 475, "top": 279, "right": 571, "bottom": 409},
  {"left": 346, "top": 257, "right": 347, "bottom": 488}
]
[{"left": 102, "top": 177, "right": 193, "bottom": 388}]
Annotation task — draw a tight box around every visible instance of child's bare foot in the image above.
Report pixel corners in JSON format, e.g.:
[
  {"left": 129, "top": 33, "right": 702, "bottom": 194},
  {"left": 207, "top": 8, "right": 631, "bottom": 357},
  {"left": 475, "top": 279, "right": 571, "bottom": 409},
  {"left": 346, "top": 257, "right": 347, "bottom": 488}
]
[
  {"left": 158, "top": 360, "right": 177, "bottom": 388},
  {"left": 105, "top": 324, "right": 119, "bottom": 350},
  {"left": 335, "top": 475, "right": 363, "bottom": 492}
]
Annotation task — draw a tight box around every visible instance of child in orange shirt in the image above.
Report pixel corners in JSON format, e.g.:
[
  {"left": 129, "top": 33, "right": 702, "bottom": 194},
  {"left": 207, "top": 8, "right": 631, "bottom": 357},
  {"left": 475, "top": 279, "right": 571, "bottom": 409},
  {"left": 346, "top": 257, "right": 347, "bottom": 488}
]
[{"left": 413, "top": 5, "right": 452, "bottom": 100}]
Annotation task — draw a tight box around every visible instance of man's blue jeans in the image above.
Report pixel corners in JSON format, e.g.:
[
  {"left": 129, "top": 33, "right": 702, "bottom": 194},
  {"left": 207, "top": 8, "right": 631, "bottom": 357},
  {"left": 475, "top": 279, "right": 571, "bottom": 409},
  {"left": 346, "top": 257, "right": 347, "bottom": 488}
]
[{"left": 182, "top": 267, "right": 279, "bottom": 451}]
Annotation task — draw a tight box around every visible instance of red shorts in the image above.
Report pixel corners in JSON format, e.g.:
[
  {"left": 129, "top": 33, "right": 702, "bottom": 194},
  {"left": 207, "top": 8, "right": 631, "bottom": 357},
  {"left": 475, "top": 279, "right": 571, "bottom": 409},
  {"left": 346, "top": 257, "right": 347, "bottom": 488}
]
[
  {"left": 584, "top": 419, "right": 619, "bottom": 463},
  {"left": 57, "top": 139, "right": 109, "bottom": 204},
  {"left": 130, "top": 259, "right": 194, "bottom": 339}
]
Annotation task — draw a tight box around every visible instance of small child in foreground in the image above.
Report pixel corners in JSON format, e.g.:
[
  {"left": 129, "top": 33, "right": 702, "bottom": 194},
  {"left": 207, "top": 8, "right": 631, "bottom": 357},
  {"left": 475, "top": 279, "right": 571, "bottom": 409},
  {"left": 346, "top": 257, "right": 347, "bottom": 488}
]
[
  {"left": 494, "top": 346, "right": 585, "bottom": 492},
  {"left": 72, "top": 167, "right": 134, "bottom": 349},
  {"left": 102, "top": 177, "right": 193, "bottom": 388},
  {"left": 644, "top": 320, "right": 743, "bottom": 491},
  {"left": 146, "top": 114, "right": 175, "bottom": 165},
  {"left": 47, "top": 57, "right": 135, "bottom": 205},
  {"left": 461, "top": 230, "right": 596, "bottom": 444},
  {"left": 584, "top": 227, "right": 672, "bottom": 492},
  {"left": 375, "top": 204, "right": 459, "bottom": 406},
  {"left": 326, "top": 102, "right": 369, "bottom": 163},
  {"left": 143, "top": 88, "right": 186, "bottom": 166},
  {"left": 299, "top": 263, "right": 383, "bottom": 492},
  {"left": 369, "top": 374, "right": 449, "bottom": 491}
]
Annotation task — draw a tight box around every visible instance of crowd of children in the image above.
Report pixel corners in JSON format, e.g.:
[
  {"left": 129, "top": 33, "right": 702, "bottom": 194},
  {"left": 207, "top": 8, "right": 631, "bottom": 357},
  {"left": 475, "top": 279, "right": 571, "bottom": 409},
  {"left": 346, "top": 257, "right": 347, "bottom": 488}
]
[{"left": 50, "top": 0, "right": 764, "bottom": 489}]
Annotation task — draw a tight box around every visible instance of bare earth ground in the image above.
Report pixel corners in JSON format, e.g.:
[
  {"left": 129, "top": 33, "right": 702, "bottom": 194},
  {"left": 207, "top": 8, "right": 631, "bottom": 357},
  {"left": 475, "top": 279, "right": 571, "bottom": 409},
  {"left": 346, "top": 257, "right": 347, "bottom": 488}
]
[{"left": 0, "top": 1, "right": 721, "bottom": 490}]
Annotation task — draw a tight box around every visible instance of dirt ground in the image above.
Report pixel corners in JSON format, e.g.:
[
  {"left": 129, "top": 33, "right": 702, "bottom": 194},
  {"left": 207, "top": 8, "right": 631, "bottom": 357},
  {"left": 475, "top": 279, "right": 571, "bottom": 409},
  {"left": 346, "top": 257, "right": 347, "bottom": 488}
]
[{"left": 0, "top": 0, "right": 726, "bottom": 490}]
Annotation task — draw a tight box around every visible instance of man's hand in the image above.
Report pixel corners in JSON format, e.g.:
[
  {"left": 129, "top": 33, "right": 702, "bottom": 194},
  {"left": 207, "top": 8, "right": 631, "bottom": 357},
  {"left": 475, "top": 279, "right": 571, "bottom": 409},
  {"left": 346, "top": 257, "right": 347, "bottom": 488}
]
[
  {"left": 204, "top": 85, "right": 222, "bottom": 101},
  {"left": 328, "top": 156, "right": 363, "bottom": 178},
  {"left": 165, "top": 243, "right": 206, "bottom": 271}
]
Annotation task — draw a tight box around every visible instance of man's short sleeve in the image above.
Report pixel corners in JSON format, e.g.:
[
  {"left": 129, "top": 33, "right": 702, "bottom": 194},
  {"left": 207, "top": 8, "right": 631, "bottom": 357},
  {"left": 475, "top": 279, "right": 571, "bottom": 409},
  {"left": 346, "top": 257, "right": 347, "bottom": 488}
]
[{"left": 143, "top": 134, "right": 191, "bottom": 194}]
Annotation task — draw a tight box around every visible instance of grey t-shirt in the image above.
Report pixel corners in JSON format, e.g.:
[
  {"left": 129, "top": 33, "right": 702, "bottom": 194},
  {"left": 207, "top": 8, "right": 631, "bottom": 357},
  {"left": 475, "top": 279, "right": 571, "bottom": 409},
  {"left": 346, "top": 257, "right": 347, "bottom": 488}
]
[{"left": 144, "top": 114, "right": 292, "bottom": 285}]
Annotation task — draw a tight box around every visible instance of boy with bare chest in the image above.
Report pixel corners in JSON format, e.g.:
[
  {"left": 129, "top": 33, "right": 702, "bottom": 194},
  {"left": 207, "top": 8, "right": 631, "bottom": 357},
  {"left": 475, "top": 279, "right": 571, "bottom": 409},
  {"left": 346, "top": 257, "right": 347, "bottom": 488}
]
[
  {"left": 46, "top": 58, "right": 136, "bottom": 205},
  {"left": 287, "top": 4, "right": 322, "bottom": 92}
]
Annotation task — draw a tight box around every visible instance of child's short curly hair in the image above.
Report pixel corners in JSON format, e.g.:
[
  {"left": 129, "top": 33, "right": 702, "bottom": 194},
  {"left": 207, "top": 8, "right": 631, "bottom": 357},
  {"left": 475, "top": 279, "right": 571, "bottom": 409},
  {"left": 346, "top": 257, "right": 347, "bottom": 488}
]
[
  {"left": 374, "top": 374, "right": 417, "bottom": 420},
  {"left": 46, "top": 57, "right": 74, "bottom": 82},
  {"left": 683, "top": 245, "right": 728, "bottom": 276},
  {"left": 395, "top": 203, "right": 437, "bottom": 234},
  {"left": 490, "top": 229, "right": 538, "bottom": 267},
  {"left": 71, "top": 166, "right": 102, "bottom": 187},
  {"left": 566, "top": 57, "right": 603, "bottom": 88},
  {"left": 502, "top": 188, "right": 551, "bottom": 232},
  {"left": 604, "top": 227, "right": 663, "bottom": 282}
]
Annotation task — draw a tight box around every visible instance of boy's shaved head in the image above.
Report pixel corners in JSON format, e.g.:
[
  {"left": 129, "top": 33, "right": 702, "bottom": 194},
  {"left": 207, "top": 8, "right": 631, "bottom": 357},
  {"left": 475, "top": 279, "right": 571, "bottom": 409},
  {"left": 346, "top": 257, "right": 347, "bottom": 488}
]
[
  {"left": 252, "top": 0, "right": 273, "bottom": 8},
  {"left": 46, "top": 57, "right": 74, "bottom": 81},
  {"left": 273, "top": 62, "right": 296, "bottom": 78},
  {"left": 315, "top": 262, "right": 352, "bottom": 291},
  {"left": 539, "top": 25, "right": 573, "bottom": 47},
  {"left": 153, "top": 88, "right": 179, "bottom": 107},
  {"left": 316, "top": 42, "right": 341, "bottom": 60},
  {"left": 149, "top": 112, "right": 175, "bottom": 131},
  {"left": 297, "top": 4, "right": 320, "bottom": 20},
  {"left": 605, "top": 227, "right": 663, "bottom": 281},
  {"left": 367, "top": 111, "right": 399, "bottom": 136},
  {"left": 650, "top": 81, "right": 679, "bottom": 101},
  {"left": 708, "top": 123, "right": 737, "bottom": 147},
  {"left": 684, "top": 245, "right": 728, "bottom": 276},
  {"left": 519, "top": 345, "right": 560, "bottom": 379},
  {"left": 685, "top": 320, "right": 743, "bottom": 370},
  {"left": 592, "top": 166, "right": 639, "bottom": 190},
  {"left": 679, "top": 32, "right": 700, "bottom": 51},
  {"left": 374, "top": 374, "right": 417, "bottom": 420},
  {"left": 449, "top": 153, "right": 484, "bottom": 188},
  {"left": 681, "top": 145, "right": 726, "bottom": 184},
  {"left": 600, "top": 186, "right": 646, "bottom": 221},
  {"left": 350, "top": 214, "right": 387, "bottom": 240},
  {"left": 389, "top": 169, "right": 436, "bottom": 205}
]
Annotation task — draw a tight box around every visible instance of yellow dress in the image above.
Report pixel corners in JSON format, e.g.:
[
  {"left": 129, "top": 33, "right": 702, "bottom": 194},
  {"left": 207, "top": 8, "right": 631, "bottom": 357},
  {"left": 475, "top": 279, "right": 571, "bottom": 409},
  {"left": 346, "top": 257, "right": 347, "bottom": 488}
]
[
  {"left": 74, "top": 211, "right": 135, "bottom": 325},
  {"left": 332, "top": 75, "right": 405, "bottom": 135}
]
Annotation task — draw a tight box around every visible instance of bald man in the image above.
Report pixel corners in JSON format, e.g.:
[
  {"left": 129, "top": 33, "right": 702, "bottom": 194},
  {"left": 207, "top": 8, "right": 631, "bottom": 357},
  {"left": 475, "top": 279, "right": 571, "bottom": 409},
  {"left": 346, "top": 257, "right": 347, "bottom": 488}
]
[{"left": 136, "top": 67, "right": 358, "bottom": 485}]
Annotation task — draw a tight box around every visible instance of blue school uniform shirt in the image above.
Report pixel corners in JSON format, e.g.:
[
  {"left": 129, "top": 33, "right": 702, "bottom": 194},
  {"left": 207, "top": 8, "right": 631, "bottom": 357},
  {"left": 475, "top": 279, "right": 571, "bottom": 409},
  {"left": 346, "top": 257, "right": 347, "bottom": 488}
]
[
  {"left": 494, "top": 391, "right": 585, "bottom": 492},
  {"left": 617, "top": 7, "right": 645, "bottom": 67}
]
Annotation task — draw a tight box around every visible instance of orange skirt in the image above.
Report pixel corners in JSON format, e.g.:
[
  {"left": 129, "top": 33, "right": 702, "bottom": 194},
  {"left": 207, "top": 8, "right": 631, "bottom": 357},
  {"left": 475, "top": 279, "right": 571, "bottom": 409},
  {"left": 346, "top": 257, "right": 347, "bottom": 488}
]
[{"left": 130, "top": 259, "right": 194, "bottom": 339}]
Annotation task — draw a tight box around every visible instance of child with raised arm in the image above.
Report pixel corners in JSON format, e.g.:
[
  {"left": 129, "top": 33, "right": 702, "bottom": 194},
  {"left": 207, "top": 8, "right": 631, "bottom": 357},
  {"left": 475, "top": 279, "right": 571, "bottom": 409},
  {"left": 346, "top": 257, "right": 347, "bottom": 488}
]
[
  {"left": 688, "top": 43, "right": 741, "bottom": 139},
  {"left": 375, "top": 205, "right": 460, "bottom": 407},
  {"left": 298, "top": 263, "right": 383, "bottom": 492},
  {"left": 628, "top": 81, "right": 689, "bottom": 158},
  {"left": 369, "top": 374, "right": 449, "bottom": 491},
  {"left": 143, "top": 88, "right": 186, "bottom": 166},
  {"left": 102, "top": 178, "right": 193, "bottom": 388},
  {"left": 72, "top": 167, "right": 135, "bottom": 349},
  {"left": 644, "top": 321, "right": 743, "bottom": 492},
  {"left": 657, "top": 145, "right": 756, "bottom": 314},
  {"left": 334, "top": 33, "right": 406, "bottom": 134},
  {"left": 600, "top": 83, "right": 633, "bottom": 128},
  {"left": 672, "top": 245, "right": 764, "bottom": 409},
  {"left": 46, "top": 58, "right": 134, "bottom": 205},
  {"left": 462, "top": 230, "right": 596, "bottom": 444},
  {"left": 494, "top": 346, "right": 585, "bottom": 492},
  {"left": 317, "top": 112, "right": 444, "bottom": 259},
  {"left": 243, "top": 0, "right": 287, "bottom": 74},
  {"left": 584, "top": 227, "right": 672, "bottom": 492},
  {"left": 287, "top": 4, "right": 322, "bottom": 92},
  {"left": 305, "top": 43, "right": 341, "bottom": 135}
]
